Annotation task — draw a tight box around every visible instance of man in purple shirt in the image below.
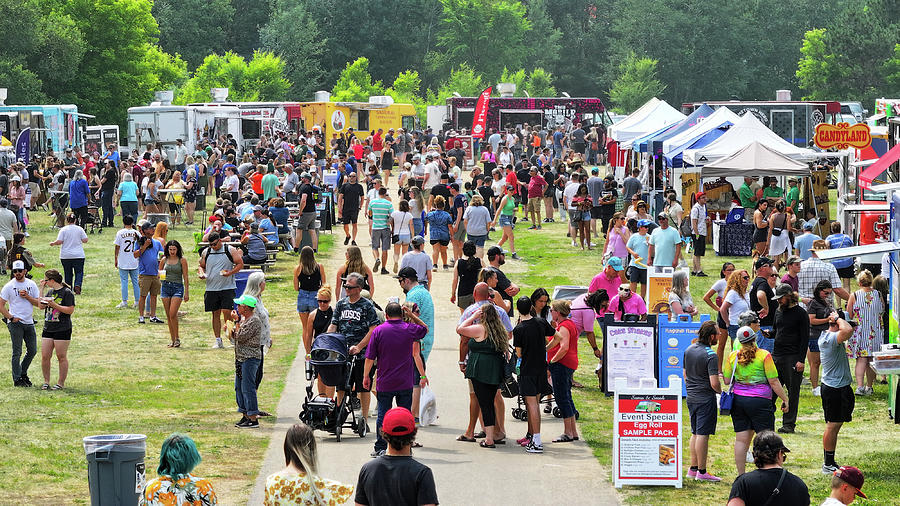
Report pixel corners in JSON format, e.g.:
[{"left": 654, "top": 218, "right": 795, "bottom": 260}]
[{"left": 363, "top": 302, "right": 428, "bottom": 457}]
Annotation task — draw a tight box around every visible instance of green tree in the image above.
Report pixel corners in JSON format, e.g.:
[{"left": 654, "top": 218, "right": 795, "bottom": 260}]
[
  {"left": 425, "top": 63, "right": 487, "bottom": 105},
  {"left": 153, "top": 0, "right": 234, "bottom": 69},
  {"left": 225, "top": 0, "right": 270, "bottom": 59},
  {"left": 429, "top": 0, "right": 531, "bottom": 81},
  {"left": 175, "top": 51, "right": 290, "bottom": 104},
  {"left": 525, "top": 68, "right": 556, "bottom": 97},
  {"left": 608, "top": 54, "right": 665, "bottom": 114},
  {"left": 0, "top": 60, "right": 47, "bottom": 104},
  {"left": 498, "top": 68, "right": 527, "bottom": 96},
  {"left": 885, "top": 44, "right": 900, "bottom": 89},
  {"left": 522, "top": 0, "right": 562, "bottom": 72},
  {"left": 796, "top": 29, "right": 841, "bottom": 100},
  {"left": 542, "top": 0, "right": 613, "bottom": 97},
  {"left": 330, "top": 57, "right": 386, "bottom": 102},
  {"left": 387, "top": 70, "right": 426, "bottom": 121},
  {"left": 259, "top": 0, "right": 323, "bottom": 100}
]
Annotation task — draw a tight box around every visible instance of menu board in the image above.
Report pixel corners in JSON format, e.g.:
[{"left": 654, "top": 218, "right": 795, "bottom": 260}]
[
  {"left": 614, "top": 391, "right": 682, "bottom": 487},
  {"left": 603, "top": 323, "right": 657, "bottom": 393}
]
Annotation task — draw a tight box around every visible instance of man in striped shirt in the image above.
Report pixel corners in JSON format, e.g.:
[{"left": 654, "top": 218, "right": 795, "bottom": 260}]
[{"left": 368, "top": 187, "right": 393, "bottom": 274}]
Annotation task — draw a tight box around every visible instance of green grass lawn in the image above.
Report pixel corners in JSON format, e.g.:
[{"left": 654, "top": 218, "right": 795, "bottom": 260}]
[
  {"left": 0, "top": 207, "right": 331, "bottom": 504},
  {"left": 502, "top": 213, "right": 899, "bottom": 505}
]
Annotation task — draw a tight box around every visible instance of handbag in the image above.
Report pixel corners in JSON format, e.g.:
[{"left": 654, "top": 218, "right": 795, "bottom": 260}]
[{"left": 719, "top": 360, "right": 737, "bottom": 415}]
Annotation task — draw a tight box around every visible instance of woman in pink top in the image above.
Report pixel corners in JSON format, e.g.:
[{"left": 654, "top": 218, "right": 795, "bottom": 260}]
[
  {"left": 603, "top": 212, "right": 631, "bottom": 259},
  {"left": 607, "top": 284, "right": 648, "bottom": 320}
]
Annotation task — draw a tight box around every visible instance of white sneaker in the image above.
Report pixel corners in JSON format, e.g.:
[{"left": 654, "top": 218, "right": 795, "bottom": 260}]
[
  {"left": 213, "top": 337, "right": 224, "bottom": 349},
  {"left": 855, "top": 386, "right": 867, "bottom": 396},
  {"left": 115, "top": 301, "right": 128, "bottom": 309},
  {"left": 571, "top": 240, "right": 577, "bottom": 247},
  {"left": 812, "top": 386, "right": 821, "bottom": 396}
]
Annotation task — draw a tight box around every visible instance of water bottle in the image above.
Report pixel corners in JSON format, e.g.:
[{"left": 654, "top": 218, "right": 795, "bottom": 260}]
[
  {"left": 515, "top": 357, "right": 521, "bottom": 376},
  {"left": 305, "top": 355, "right": 313, "bottom": 381}
]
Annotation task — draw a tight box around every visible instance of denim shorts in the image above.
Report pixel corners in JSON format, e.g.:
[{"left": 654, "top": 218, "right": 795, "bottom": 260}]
[
  {"left": 498, "top": 214, "right": 515, "bottom": 229},
  {"left": 297, "top": 289, "right": 318, "bottom": 313},
  {"left": 467, "top": 234, "right": 488, "bottom": 247},
  {"left": 160, "top": 281, "right": 184, "bottom": 299}
]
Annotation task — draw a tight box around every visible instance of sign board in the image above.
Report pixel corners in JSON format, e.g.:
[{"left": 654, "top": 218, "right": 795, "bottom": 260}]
[
  {"left": 613, "top": 377, "right": 683, "bottom": 488},
  {"left": 657, "top": 314, "right": 711, "bottom": 396},
  {"left": 814, "top": 122, "right": 871, "bottom": 150},
  {"left": 646, "top": 266, "right": 689, "bottom": 314},
  {"left": 602, "top": 315, "right": 658, "bottom": 394},
  {"left": 459, "top": 135, "right": 474, "bottom": 167},
  {"left": 804, "top": 169, "right": 831, "bottom": 237}
]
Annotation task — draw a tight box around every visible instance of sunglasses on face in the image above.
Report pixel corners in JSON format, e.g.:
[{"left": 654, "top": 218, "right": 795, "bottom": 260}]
[
  {"left": 742, "top": 276, "right": 750, "bottom": 280},
  {"left": 343, "top": 284, "right": 360, "bottom": 290},
  {"left": 317, "top": 299, "right": 330, "bottom": 304},
  {"left": 618, "top": 287, "right": 631, "bottom": 293},
  {"left": 12, "top": 269, "right": 24, "bottom": 273}
]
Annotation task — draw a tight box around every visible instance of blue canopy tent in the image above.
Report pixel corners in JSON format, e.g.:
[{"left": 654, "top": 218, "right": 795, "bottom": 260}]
[
  {"left": 631, "top": 123, "right": 679, "bottom": 153},
  {"left": 647, "top": 104, "right": 715, "bottom": 156},
  {"left": 665, "top": 126, "right": 731, "bottom": 168}
]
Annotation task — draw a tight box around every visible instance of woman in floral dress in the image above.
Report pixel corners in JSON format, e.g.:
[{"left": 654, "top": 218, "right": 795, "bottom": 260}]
[
  {"left": 141, "top": 433, "right": 216, "bottom": 505},
  {"left": 265, "top": 424, "right": 353, "bottom": 505},
  {"left": 846, "top": 269, "right": 883, "bottom": 396}
]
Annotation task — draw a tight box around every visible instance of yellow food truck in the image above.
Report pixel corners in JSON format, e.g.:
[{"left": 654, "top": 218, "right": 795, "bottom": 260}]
[{"left": 298, "top": 94, "right": 417, "bottom": 139}]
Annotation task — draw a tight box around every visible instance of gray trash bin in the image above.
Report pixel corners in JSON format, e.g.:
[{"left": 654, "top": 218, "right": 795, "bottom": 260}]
[{"left": 83, "top": 434, "right": 147, "bottom": 506}]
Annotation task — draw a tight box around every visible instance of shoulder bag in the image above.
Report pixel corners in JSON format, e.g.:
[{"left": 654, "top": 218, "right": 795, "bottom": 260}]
[
  {"left": 719, "top": 358, "right": 737, "bottom": 415},
  {"left": 762, "top": 468, "right": 788, "bottom": 506}
]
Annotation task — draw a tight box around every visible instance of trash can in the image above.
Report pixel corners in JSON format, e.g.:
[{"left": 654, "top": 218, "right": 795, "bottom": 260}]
[
  {"left": 233, "top": 270, "right": 252, "bottom": 309},
  {"left": 83, "top": 434, "right": 147, "bottom": 506}
]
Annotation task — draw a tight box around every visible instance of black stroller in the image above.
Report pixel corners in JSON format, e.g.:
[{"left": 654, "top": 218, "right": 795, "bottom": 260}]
[{"left": 299, "top": 332, "right": 368, "bottom": 441}]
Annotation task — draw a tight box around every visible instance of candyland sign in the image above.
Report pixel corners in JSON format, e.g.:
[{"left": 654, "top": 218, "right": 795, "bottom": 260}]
[{"left": 814, "top": 122, "right": 871, "bottom": 150}]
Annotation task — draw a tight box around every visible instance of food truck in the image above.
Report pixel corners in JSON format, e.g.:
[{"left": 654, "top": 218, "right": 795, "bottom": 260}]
[
  {"left": 0, "top": 93, "right": 92, "bottom": 155},
  {"left": 295, "top": 94, "right": 417, "bottom": 140},
  {"left": 445, "top": 93, "right": 607, "bottom": 132}
]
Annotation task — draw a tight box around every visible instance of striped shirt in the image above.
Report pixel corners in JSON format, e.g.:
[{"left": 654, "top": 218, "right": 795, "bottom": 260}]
[
  {"left": 797, "top": 256, "right": 841, "bottom": 307},
  {"left": 368, "top": 198, "right": 393, "bottom": 230}
]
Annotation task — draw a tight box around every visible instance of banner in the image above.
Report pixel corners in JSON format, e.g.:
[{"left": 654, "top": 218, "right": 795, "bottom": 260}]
[
  {"left": 471, "top": 87, "right": 492, "bottom": 139},
  {"left": 15, "top": 128, "right": 31, "bottom": 162}
]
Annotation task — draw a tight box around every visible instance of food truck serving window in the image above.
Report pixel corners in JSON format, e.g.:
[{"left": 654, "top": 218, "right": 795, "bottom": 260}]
[{"left": 863, "top": 167, "right": 890, "bottom": 202}]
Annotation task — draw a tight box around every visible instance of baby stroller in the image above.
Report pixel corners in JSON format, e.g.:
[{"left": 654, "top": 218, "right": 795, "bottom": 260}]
[{"left": 299, "top": 332, "right": 368, "bottom": 441}]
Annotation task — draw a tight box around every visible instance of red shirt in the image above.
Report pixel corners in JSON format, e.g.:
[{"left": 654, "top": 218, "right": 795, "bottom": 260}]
[
  {"left": 352, "top": 144, "right": 364, "bottom": 160},
  {"left": 505, "top": 171, "right": 519, "bottom": 194},
  {"left": 372, "top": 133, "right": 383, "bottom": 152},
  {"left": 549, "top": 319, "right": 579, "bottom": 371},
  {"left": 249, "top": 172, "right": 264, "bottom": 194}
]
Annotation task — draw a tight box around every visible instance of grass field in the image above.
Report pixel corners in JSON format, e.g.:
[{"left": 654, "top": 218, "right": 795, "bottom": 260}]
[
  {"left": 0, "top": 208, "right": 331, "bottom": 504},
  {"left": 501, "top": 211, "right": 899, "bottom": 505}
]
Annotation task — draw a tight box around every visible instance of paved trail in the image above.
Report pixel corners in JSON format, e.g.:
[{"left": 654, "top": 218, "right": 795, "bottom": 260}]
[{"left": 250, "top": 202, "right": 620, "bottom": 505}]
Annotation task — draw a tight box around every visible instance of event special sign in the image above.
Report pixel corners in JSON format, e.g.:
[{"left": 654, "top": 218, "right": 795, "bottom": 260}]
[
  {"left": 814, "top": 122, "right": 871, "bottom": 150},
  {"left": 613, "top": 377, "right": 683, "bottom": 488},
  {"left": 605, "top": 324, "right": 656, "bottom": 391}
]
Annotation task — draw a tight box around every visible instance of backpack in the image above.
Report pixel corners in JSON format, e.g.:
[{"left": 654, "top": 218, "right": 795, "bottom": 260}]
[
  {"left": 202, "top": 242, "right": 234, "bottom": 262},
  {"left": 679, "top": 215, "right": 693, "bottom": 237}
]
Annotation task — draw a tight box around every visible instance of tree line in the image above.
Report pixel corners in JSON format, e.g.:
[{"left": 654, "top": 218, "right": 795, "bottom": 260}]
[{"left": 0, "top": 0, "right": 896, "bottom": 127}]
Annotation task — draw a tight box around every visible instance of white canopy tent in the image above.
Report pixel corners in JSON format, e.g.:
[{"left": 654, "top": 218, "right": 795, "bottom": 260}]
[
  {"left": 682, "top": 113, "right": 819, "bottom": 166},
  {"left": 662, "top": 106, "right": 741, "bottom": 156},
  {"left": 699, "top": 141, "right": 812, "bottom": 178},
  {"left": 608, "top": 98, "right": 686, "bottom": 144}
]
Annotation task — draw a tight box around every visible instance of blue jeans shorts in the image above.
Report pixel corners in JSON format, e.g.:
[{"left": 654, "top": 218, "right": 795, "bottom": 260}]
[
  {"left": 498, "top": 214, "right": 515, "bottom": 229},
  {"left": 467, "top": 234, "right": 488, "bottom": 247},
  {"left": 160, "top": 281, "right": 184, "bottom": 299},
  {"left": 297, "top": 289, "right": 318, "bottom": 313}
]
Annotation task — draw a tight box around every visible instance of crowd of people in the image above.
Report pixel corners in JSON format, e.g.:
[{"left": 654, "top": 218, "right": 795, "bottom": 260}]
[{"left": 2, "top": 121, "right": 885, "bottom": 506}]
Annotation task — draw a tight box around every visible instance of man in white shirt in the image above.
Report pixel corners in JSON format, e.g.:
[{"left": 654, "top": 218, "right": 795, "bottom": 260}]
[
  {"left": 690, "top": 192, "right": 710, "bottom": 277},
  {"left": 114, "top": 215, "right": 141, "bottom": 309},
  {"left": 563, "top": 173, "right": 582, "bottom": 247},
  {"left": 0, "top": 260, "right": 41, "bottom": 386},
  {"left": 174, "top": 138, "right": 188, "bottom": 172},
  {"left": 422, "top": 153, "right": 441, "bottom": 197}
]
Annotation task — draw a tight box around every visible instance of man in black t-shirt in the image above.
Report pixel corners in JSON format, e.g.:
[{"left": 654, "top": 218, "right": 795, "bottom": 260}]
[
  {"left": 296, "top": 172, "right": 318, "bottom": 252},
  {"left": 487, "top": 246, "right": 519, "bottom": 313},
  {"left": 750, "top": 257, "right": 776, "bottom": 350},
  {"left": 728, "top": 431, "right": 810, "bottom": 506},
  {"left": 683, "top": 321, "right": 722, "bottom": 481},
  {"left": 513, "top": 297, "right": 556, "bottom": 454},
  {"left": 598, "top": 176, "right": 618, "bottom": 237},
  {"left": 355, "top": 407, "right": 438, "bottom": 506},
  {"left": 100, "top": 162, "right": 118, "bottom": 227},
  {"left": 337, "top": 172, "right": 364, "bottom": 246}
]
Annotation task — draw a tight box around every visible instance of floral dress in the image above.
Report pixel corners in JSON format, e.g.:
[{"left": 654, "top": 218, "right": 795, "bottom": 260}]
[
  {"left": 264, "top": 470, "right": 354, "bottom": 506},
  {"left": 848, "top": 288, "right": 884, "bottom": 358},
  {"left": 140, "top": 474, "right": 216, "bottom": 506}
]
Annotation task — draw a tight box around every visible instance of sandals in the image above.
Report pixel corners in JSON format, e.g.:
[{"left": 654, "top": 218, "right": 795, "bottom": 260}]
[
  {"left": 474, "top": 431, "right": 486, "bottom": 438},
  {"left": 553, "top": 434, "right": 577, "bottom": 443},
  {"left": 41, "top": 383, "right": 50, "bottom": 390},
  {"left": 456, "top": 435, "right": 476, "bottom": 442},
  {"left": 51, "top": 384, "right": 63, "bottom": 390},
  {"left": 479, "top": 441, "right": 496, "bottom": 448},
  {"left": 173, "top": 340, "right": 181, "bottom": 348},
  {"left": 493, "top": 438, "right": 506, "bottom": 445}
]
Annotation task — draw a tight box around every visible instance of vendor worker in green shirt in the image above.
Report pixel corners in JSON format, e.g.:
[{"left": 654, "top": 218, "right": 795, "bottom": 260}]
[
  {"left": 762, "top": 177, "right": 784, "bottom": 201},
  {"left": 738, "top": 176, "right": 758, "bottom": 209},
  {"left": 786, "top": 177, "right": 800, "bottom": 213}
]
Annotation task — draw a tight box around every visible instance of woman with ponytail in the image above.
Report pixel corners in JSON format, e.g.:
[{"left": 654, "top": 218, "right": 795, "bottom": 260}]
[
  {"left": 264, "top": 424, "right": 353, "bottom": 505},
  {"left": 38, "top": 269, "right": 75, "bottom": 390},
  {"left": 722, "top": 325, "right": 790, "bottom": 475}
]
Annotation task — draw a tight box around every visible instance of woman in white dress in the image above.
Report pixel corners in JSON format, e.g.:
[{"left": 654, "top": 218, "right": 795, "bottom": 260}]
[{"left": 766, "top": 200, "right": 792, "bottom": 269}]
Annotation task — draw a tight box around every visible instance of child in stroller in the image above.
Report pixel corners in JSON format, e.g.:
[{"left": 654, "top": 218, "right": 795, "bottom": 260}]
[{"left": 299, "top": 332, "right": 368, "bottom": 441}]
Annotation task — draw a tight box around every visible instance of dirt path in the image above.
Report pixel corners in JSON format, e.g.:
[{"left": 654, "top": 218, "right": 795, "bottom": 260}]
[{"left": 249, "top": 195, "right": 620, "bottom": 505}]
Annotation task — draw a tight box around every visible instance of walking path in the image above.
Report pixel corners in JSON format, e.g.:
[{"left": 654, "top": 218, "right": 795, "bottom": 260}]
[{"left": 250, "top": 204, "right": 620, "bottom": 505}]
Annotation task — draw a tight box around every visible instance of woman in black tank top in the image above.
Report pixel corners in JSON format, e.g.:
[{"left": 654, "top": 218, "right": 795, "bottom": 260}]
[{"left": 752, "top": 199, "right": 769, "bottom": 258}]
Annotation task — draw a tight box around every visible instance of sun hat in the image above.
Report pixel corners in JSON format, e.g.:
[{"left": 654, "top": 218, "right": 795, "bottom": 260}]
[{"left": 233, "top": 294, "right": 258, "bottom": 308}]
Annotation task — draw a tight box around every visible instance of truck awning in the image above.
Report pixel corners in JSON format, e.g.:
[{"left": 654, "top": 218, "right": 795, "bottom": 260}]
[
  {"left": 814, "top": 242, "right": 900, "bottom": 261},
  {"left": 860, "top": 143, "right": 900, "bottom": 188},
  {"left": 841, "top": 204, "right": 890, "bottom": 212}
]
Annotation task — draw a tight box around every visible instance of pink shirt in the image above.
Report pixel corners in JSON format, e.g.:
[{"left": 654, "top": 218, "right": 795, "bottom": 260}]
[
  {"left": 607, "top": 294, "right": 647, "bottom": 320},
  {"left": 588, "top": 269, "right": 622, "bottom": 295},
  {"left": 571, "top": 293, "right": 599, "bottom": 335}
]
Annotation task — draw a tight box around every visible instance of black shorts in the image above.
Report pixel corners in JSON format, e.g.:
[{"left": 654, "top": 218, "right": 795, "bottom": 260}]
[
  {"left": 342, "top": 208, "right": 359, "bottom": 224},
  {"left": 42, "top": 329, "right": 72, "bottom": 341},
  {"left": 836, "top": 265, "right": 855, "bottom": 279},
  {"left": 204, "top": 288, "right": 236, "bottom": 312},
  {"left": 626, "top": 266, "right": 647, "bottom": 284},
  {"left": 518, "top": 373, "right": 551, "bottom": 397},
  {"left": 429, "top": 239, "right": 449, "bottom": 247},
  {"left": 590, "top": 206, "right": 603, "bottom": 219},
  {"left": 821, "top": 383, "right": 855, "bottom": 423},
  {"left": 730, "top": 394, "right": 775, "bottom": 433},
  {"left": 692, "top": 235, "right": 706, "bottom": 256},
  {"left": 349, "top": 354, "right": 376, "bottom": 393},
  {"left": 717, "top": 312, "right": 728, "bottom": 330},
  {"left": 687, "top": 397, "right": 717, "bottom": 435}
]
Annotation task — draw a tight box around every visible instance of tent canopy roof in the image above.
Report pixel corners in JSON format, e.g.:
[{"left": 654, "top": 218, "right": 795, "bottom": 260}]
[
  {"left": 683, "top": 113, "right": 818, "bottom": 165},
  {"left": 608, "top": 98, "right": 685, "bottom": 144},
  {"left": 662, "top": 106, "right": 741, "bottom": 156},
  {"left": 700, "top": 141, "right": 811, "bottom": 178}
]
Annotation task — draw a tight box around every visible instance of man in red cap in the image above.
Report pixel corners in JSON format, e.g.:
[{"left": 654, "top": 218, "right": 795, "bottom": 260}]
[
  {"left": 823, "top": 466, "right": 867, "bottom": 505},
  {"left": 690, "top": 191, "right": 710, "bottom": 277},
  {"left": 354, "top": 407, "right": 439, "bottom": 506}
]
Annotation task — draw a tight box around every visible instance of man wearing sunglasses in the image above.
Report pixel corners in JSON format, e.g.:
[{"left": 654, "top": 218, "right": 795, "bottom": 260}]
[
  {"left": 727, "top": 431, "right": 809, "bottom": 506},
  {"left": 1, "top": 260, "right": 41, "bottom": 386},
  {"left": 328, "top": 272, "right": 380, "bottom": 432}
]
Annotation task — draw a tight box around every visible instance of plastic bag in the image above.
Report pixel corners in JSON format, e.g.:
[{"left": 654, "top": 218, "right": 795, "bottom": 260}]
[{"left": 419, "top": 386, "right": 438, "bottom": 426}]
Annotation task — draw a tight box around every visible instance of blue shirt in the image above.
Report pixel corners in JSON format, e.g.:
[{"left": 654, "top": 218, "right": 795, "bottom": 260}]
[
  {"left": 425, "top": 210, "right": 453, "bottom": 241},
  {"left": 458, "top": 300, "right": 513, "bottom": 331},
  {"left": 269, "top": 206, "right": 291, "bottom": 234},
  {"left": 406, "top": 284, "right": 436, "bottom": 361},
  {"left": 793, "top": 232, "right": 821, "bottom": 261},
  {"left": 68, "top": 179, "right": 90, "bottom": 209},
  {"left": 819, "top": 330, "right": 852, "bottom": 388},
  {"left": 138, "top": 238, "right": 164, "bottom": 275},
  {"left": 105, "top": 150, "right": 120, "bottom": 167},
  {"left": 553, "top": 131, "right": 564, "bottom": 148},
  {"left": 649, "top": 226, "right": 681, "bottom": 266},
  {"left": 259, "top": 218, "right": 278, "bottom": 242},
  {"left": 118, "top": 181, "right": 139, "bottom": 202},
  {"left": 825, "top": 233, "right": 854, "bottom": 268},
  {"left": 626, "top": 232, "right": 649, "bottom": 269}
]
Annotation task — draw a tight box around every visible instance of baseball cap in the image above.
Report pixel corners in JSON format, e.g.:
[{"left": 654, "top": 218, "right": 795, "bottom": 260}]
[
  {"left": 140, "top": 222, "right": 155, "bottom": 230},
  {"left": 656, "top": 213, "right": 669, "bottom": 221},
  {"left": 736, "top": 325, "right": 757, "bottom": 343},
  {"left": 738, "top": 310, "right": 760, "bottom": 326},
  {"left": 487, "top": 246, "right": 505, "bottom": 258},
  {"left": 802, "top": 221, "right": 814, "bottom": 230},
  {"left": 833, "top": 466, "right": 867, "bottom": 499},
  {"left": 233, "top": 294, "right": 258, "bottom": 308},
  {"left": 411, "top": 235, "right": 425, "bottom": 246},
  {"left": 754, "top": 257, "right": 773, "bottom": 269},
  {"left": 605, "top": 256, "right": 624, "bottom": 271},
  {"left": 773, "top": 283, "right": 793, "bottom": 300},
  {"left": 397, "top": 266, "right": 418, "bottom": 280},
  {"left": 300, "top": 172, "right": 311, "bottom": 180},
  {"left": 637, "top": 219, "right": 652, "bottom": 228},
  {"left": 752, "top": 430, "right": 791, "bottom": 456},
  {"left": 382, "top": 407, "right": 416, "bottom": 436},
  {"left": 11, "top": 260, "right": 25, "bottom": 271},
  {"left": 695, "top": 191, "right": 705, "bottom": 199},
  {"left": 786, "top": 255, "right": 801, "bottom": 266}
]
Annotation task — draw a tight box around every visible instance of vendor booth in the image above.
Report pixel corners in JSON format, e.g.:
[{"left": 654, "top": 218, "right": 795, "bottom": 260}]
[{"left": 683, "top": 113, "right": 818, "bottom": 166}]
